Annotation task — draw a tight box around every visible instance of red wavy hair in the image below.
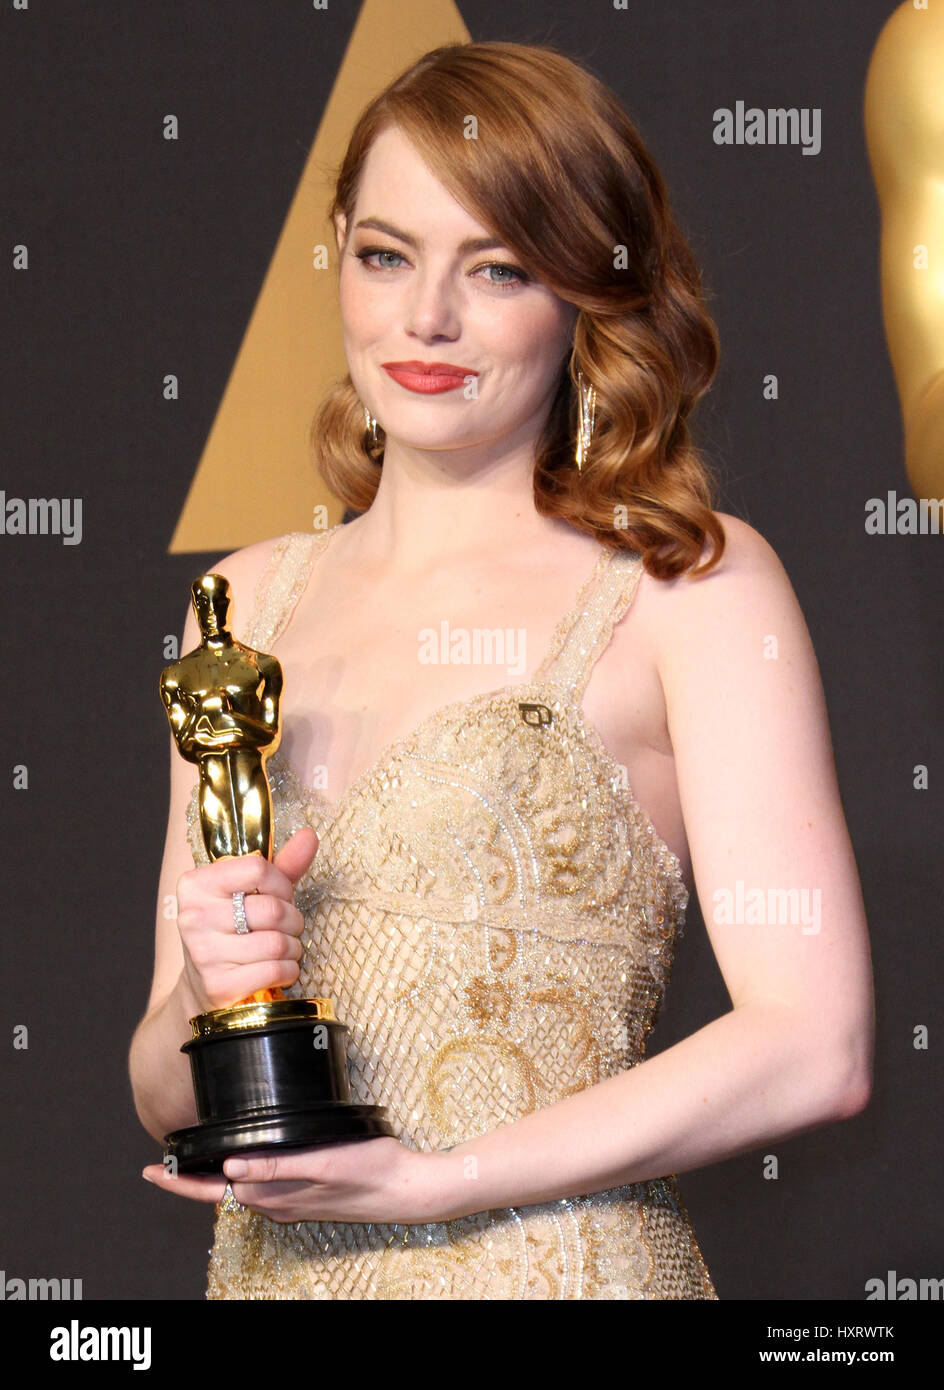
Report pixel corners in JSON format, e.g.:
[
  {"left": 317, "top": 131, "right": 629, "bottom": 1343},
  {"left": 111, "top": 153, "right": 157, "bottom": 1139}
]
[{"left": 310, "top": 40, "right": 725, "bottom": 579}]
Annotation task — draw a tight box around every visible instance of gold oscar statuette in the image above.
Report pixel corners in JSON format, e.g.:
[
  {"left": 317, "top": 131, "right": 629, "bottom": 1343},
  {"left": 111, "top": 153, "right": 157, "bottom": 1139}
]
[{"left": 158, "top": 572, "right": 393, "bottom": 1174}]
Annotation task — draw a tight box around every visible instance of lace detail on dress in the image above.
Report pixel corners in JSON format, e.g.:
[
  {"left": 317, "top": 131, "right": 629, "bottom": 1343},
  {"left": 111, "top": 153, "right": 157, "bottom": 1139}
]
[
  {"left": 543, "top": 545, "right": 645, "bottom": 697},
  {"left": 246, "top": 530, "right": 332, "bottom": 651},
  {"left": 184, "top": 523, "right": 715, "bottom": 1300}
]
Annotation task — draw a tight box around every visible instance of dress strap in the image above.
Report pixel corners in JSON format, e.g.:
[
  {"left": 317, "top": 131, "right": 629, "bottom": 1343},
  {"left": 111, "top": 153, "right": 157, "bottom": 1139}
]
[
  {"left": 244, "top": 526, "right": 335, "bottom": 651},
  {"left": 241, "top": 527, "right": 644, "bottom": 693},
  {"left": 534, "top": 543, "right": 645, "bottom": 698}
]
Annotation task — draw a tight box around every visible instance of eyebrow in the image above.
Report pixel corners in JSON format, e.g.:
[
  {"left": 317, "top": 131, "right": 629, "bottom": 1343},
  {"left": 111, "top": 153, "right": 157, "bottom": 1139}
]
[{"left": 352, "top": 216, "right": 508, "bottom": 255}]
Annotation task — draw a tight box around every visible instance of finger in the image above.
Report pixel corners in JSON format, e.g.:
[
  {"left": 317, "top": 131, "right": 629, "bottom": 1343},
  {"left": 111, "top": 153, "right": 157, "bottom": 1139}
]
[
  {"left": 216, "top": 959, "right": 301, "bottom": 1001},
  {"left": 224, "top": 927, "right": 303, "bottom": 965},
  {"left": 273, "top": 827, "right": 319, "bottom": 884},
  {"left": 141, "top": 1165, "right": 227, "bottom": 1204},
  {"left": 195, "top": 853, "right": 303, "bottom": 903},
  {"left": 223, "top": 1148, "right": 332, "bottom": 1185},
  {"left": 225, "top": 894, "right": 306, "bottom": 939}
]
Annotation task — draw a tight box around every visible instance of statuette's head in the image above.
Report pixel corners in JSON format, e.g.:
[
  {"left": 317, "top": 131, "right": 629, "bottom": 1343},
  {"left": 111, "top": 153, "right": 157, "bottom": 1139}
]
[{"left": 191, "top": 574, "right": 232, "bottom": 638}]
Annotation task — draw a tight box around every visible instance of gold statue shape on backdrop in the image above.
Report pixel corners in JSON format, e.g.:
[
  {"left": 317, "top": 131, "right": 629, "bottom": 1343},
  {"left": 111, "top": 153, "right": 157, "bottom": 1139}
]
[
  {"left": 160, "top": 575, "right": 284, "bottom": 1005},
  {"left": 865, "top": 1, "right": 944, "bottom": 510}
]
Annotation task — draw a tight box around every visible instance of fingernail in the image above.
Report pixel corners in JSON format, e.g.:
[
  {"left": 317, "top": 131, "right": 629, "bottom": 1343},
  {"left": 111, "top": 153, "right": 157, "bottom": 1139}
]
[
  {"left": 141, "top": 1172, "right": 155, "bottom": 1183},
  {"left": 225, "top": 1159, "right": 248, "bottom": 1178}
]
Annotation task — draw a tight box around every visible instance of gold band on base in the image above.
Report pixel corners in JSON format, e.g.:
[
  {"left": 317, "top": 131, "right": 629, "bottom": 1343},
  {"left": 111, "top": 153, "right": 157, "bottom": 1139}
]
[{"left": 189, "top": 997, "right": 337, "bottom": 1039}]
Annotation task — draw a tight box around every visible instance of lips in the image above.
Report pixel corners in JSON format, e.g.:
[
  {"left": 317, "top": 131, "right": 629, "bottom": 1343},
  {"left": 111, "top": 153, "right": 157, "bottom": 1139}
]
[{"left": 381, "top": 361, "right": 479, "bottom": 395}]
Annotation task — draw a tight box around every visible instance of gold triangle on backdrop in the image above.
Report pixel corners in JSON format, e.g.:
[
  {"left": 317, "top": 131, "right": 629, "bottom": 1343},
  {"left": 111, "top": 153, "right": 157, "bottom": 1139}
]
[{"left": 169, "top": 0, "right": 470, "bottom": 553}]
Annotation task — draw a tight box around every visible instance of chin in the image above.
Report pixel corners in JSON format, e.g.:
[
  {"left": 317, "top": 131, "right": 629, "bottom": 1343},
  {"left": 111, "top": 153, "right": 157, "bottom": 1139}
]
[{"left": 384, "top": 431, "right": 477, "bottom": 451}]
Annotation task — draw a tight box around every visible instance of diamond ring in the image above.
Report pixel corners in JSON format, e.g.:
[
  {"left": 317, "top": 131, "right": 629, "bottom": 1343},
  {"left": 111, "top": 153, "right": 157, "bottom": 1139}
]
[{"left": 232, "top": 890, "right": 250, "bottom": 934}]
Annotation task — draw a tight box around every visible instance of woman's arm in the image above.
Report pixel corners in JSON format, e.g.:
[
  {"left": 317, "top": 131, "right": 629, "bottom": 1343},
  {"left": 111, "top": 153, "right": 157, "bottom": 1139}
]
[
  {"left": 128, "top": 538, "right": 281, "bottom": 1143},
  {"left": 430, "top": 514, "right": 874, "bottom": 1219}
]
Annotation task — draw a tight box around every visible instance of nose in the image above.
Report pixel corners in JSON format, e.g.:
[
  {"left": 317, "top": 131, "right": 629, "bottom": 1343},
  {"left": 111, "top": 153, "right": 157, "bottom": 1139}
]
[{"left": 404, "top": 263, "right": 461, "bottom": 342}]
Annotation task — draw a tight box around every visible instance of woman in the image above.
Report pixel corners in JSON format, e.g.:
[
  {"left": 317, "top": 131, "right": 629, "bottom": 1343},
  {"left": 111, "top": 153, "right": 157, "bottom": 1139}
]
[{"left": 130, "top": 40, "right": 873, "bottom": 1299}]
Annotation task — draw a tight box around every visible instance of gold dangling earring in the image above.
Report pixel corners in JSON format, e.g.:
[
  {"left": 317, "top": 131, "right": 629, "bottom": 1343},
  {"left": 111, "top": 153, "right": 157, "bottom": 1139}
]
[
  {"left": 363, "top": 404, "right": 379, "bottom": 446},
  {"left": 575, "top": 369, "right": 596, "bottom": 473}
]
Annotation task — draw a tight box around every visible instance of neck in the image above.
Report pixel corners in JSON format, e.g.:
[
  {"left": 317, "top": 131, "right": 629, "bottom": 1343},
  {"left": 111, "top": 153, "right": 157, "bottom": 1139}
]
[{"left": 350, "top": 414, "right": 569, "bottom": 575}]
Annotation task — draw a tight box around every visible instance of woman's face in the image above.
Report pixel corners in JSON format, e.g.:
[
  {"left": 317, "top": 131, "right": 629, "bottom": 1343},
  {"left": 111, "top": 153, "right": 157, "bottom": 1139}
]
[{"left": 335, "top": 124, "right": 578, "bottom": 458}]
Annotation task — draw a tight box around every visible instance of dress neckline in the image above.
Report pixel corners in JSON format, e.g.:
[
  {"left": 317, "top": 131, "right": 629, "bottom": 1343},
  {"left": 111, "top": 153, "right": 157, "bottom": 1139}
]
[
  {"left": 265, "top": 523, "right": 616, "bottom": 819},
  {"left": 249, "top": 523, "right": 687, "bottom": 889}
]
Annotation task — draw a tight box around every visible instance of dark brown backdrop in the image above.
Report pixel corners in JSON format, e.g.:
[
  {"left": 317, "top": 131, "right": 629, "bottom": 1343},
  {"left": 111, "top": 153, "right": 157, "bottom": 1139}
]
[{"left": 1, "top": 0, "right": 940, "bottom": 1301}]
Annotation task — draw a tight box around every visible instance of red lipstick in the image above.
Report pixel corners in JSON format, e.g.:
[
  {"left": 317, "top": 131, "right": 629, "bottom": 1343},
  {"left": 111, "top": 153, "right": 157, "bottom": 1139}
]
[{"left": 382, "top": 361, "right": 479, "bottom": 394}]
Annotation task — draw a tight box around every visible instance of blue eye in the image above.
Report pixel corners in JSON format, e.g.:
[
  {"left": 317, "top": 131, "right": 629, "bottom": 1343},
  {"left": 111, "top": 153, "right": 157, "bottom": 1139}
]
[
  {"left": 478, "top": 263, "right": 527, "bottom": 289},
  {"left": 356, "top": 248, "right": 406, "bottom": 270},
  {"left": 354, "top": 247, "right": 528, "bottom": 290}
]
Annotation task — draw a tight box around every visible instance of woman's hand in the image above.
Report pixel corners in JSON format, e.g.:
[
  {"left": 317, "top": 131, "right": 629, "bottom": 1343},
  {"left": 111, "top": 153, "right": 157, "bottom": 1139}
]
[
  {"left": 142, "top": 1137, "right": 452, "bottom": 1225},
  {"left": 176, "top": 827, "right": 319, "bottom": 1013}
]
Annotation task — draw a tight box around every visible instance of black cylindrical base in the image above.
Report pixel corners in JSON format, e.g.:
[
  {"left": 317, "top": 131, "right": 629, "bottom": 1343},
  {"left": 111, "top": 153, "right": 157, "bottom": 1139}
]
[
  {"left": 163, "top": 1001, "right": 394, "bottom": 1175},
  {"left": 165, "top": 1103, "right": 395, "bottom": 1175}
]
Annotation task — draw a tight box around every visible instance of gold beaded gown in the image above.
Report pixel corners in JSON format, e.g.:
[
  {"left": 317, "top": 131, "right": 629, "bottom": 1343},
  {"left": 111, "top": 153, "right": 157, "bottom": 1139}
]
[{"left": 185, "top": 524, "right": 718, "bottom": 1300}]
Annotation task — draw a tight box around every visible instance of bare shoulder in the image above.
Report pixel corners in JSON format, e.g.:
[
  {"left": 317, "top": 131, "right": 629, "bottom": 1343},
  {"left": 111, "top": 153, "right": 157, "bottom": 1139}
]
[
  {"left": 209, "top": 533, "right": 291, "bottom": 591},
  {"left": 628, "top": 511, "right": 822, "bottom": 721},
  {"left": 625, "top": 512, "right": 831, "bottom": 790},
  {"left": 635, "top": 511, "right": 798, "bottom": 636}
]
